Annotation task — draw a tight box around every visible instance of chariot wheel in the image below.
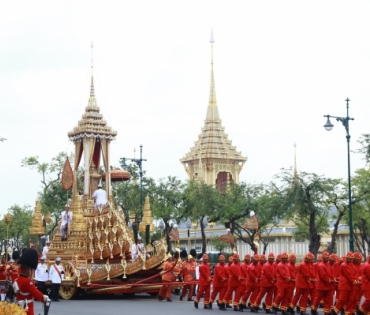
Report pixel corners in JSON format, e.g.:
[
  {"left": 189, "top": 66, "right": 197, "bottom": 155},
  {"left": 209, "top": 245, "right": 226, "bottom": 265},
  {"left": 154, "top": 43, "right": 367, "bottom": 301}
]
[
  {"left": 60, "top": 281, "right": 79, "bottom": 300},
  {"left": 59, "top": 261, "right": 79, "bottom": 300}
]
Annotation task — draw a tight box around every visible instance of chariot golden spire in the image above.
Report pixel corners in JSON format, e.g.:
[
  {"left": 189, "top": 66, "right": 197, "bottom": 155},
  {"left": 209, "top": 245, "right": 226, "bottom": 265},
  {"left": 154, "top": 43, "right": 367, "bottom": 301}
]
[{"left": 181, "top": 31, "right": 247, "bottom": 189}]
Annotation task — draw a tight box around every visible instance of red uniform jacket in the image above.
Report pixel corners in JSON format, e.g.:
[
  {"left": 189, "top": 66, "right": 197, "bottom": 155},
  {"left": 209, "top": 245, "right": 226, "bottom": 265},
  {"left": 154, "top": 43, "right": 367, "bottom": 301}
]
[
  {"left": 276, "top": 261, "right": 291, "bottom": 289},
  {"left": 162, "top": 261, "right": 178, "bottom": 281},
  {"left": 247, "top": 263, "right": 259, "bottom": 289},
  {"left": 316, "top": 261, "right": 332, "bottom": 291},
  {"left": 260, "top": 261, "right": 275, "bottom": 287},
  {"left": 295, "top": 261, "right": 312, "bottom": 289},
  {"left": 288, "top": 262, "right": 296, "bottom": 288},
  {"left": 198, "top": 262, "right": 211, "bottom": 286},
  {"left": 181, "top": 261, "right": 196, "bottom": 282},
  {"left": 228, "top": 261, "right": 243, "bottom": 287},
  {"left": 7, "top": 262, "right": 20, "bottom": 283},
  {"left": 362, "top": 261, "right": 370, "bottom": 291},
  {"left": 353, "top": 262, "right": 362, "bottom": 291},
  {"left": 213, "top": 263, "right": 227, "bottom": 287},
  {"left": 224, "top": 263, "right": 232, "bottom": 287},
  {"left": 240, "top": 262, "right": 249, "bottom": 286},
  {"left": 338, "top": 261, "right": 356, "bottom": 290},
  {"left": 15, "top": 274, "right": 44, "bottom": 315},
  {"left": 0, "top": 264, "right": 6, "bottom": 281}
]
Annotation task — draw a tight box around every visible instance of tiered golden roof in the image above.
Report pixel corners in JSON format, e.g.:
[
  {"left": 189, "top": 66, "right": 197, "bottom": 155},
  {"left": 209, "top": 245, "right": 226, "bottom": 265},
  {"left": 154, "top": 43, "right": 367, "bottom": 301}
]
[
  {"left": 29, "top": 200, "right": 45, "bottom": 235},
  {"left": 68, "top": 76, "right": 117, "bottom": 141},
  {"left": 181, "top": 33, "right": 247, "bottom": 184}
]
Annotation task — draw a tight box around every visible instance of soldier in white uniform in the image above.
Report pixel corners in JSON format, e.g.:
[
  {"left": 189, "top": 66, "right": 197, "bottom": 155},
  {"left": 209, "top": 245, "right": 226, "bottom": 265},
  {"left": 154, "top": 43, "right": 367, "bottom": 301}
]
[
  {"left": 42, "top": 241, "right": 50, "bottom": 259},
  {"left": 49, "top": 257, "right": 64, "bottom": 301},
  {"left": 35, "top": 255, "right": 48, "bottom": 294},
  {"left": 60, "top": 205, "right": 73, "bottom": 241},
  {"left": 92, "top": 182, "right": 108, "bottom": 209},
  {"left": 131, "top": 236, "right": 144, "bottom": 261}
]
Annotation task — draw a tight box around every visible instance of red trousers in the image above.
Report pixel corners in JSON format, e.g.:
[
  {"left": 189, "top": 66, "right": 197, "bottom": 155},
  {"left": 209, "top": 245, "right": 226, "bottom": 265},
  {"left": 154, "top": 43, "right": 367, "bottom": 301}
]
[
  {"left": 241, "top": 285, "right": 257, "bottom": 305},
  {"left": 181, "top": 284, "right": 194, "bottom": 299},
  {"left": 250, "top": 287, "right": 260, "bottom": 306},
  {"left": 224, "top": 285, "right": 242, "bottom": 306},
  {"left": 196, "top": 284, "right": 211, "bottom": 305},
  {"left": 210, "top": 286, "right": 226, "bottom": 303},
  {"left": 360, "top": 290, "right": 370, "bottom": 313},
  {"left": 334, "top": 290, "right": 356, "bottom": 315},
  {"left": 159, "top": 280, "right": 172, "bottom": 299},
  {"left": 254, "top": 286, "right": 274, "bottom": 309},
  {"left": 290, "top": 288, "right": 311, "bottom": 312},
  {"left": 273, "top": 286, "right": 290, "bottom": 311},
  {"left": 312, "top": 290, "right": 332, "bottom": 314}
]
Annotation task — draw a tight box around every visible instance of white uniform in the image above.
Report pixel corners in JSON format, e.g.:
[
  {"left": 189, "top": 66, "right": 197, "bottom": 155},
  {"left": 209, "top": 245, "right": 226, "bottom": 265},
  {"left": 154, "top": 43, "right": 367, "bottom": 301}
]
[
  {"left": 35, "top": 263, "right": 49, "bottom": 282},
  {"left": 42, "top": 245, "right": 49, "bottom": 258},
  {"left": 60, "top": 210, "right": 73, "bottom": 237},
  {"left": 131, "top": 243, "right": 143, "bottom": 261},
  {"left": 49, "top": 263, "right": 64, "bottom": 284},
  {"left": 92, "top": 188, "right": 108, "bottom": 209}
]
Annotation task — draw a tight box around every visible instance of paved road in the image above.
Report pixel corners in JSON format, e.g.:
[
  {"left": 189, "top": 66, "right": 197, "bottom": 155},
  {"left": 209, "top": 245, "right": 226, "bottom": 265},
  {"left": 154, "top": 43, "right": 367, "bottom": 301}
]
[{"left": 33, "top": 293, "right": 219, "bottom": 315}]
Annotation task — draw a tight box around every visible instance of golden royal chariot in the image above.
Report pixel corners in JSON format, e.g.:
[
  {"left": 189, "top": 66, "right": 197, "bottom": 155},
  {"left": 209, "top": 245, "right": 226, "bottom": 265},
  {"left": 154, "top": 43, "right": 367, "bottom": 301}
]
[{"left": 28, "top": 66, "right": 172, "bottom": 299}]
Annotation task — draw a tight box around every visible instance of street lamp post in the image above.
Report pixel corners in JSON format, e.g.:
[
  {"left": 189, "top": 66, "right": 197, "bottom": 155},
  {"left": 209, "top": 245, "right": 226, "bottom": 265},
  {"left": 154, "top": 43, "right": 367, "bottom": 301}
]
[
  {"left": 192, "top": 221, "right": 198, "bottom": 250},
  {"left": 120, "top": 145, "right": 147, "bottom": 220},
  {"left": 323, "top": 97, "right": 355, "bottom": 252}
]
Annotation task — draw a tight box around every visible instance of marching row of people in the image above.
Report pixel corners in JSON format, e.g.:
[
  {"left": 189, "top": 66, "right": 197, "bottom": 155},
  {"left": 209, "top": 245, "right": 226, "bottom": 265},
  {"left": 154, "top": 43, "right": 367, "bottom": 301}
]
[{"left": 163, "top": 250, "right": 370, "bottom": 315}]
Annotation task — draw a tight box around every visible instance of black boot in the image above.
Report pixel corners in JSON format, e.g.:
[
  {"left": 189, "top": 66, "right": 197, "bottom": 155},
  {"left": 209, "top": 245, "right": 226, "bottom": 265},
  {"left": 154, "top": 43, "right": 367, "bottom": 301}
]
[
  {"left": 188, "top": 298, "right": 194, "bottom": 301},
  {"left": 252, "top": 307, "right": 259, "bottom": 313},
  {"left": 330, "top": 310, "right": 337, "bottom": 315},
  {"left": 227, "top": 304, "right": 233, "bottom": 309},
  {"left": 287, "top": 307, "right": 295, "bottom": 315},
  {"left": 167, "top": 298, "right": 172, "bottom": 302},
  {"left": 220, "top": 303, "right": 226, "bottom": 311},
  {"left": 263, "top": 303, "right": 266, "bottom": 311},
  {"left": 311, "top": 310, "right": 317, "bottom": 315},
  {"left": 234, "top": 306, "right": 243, "bottom": 312},
  {"left": 180, "top": 296, "right": 183, "bottom": 301},
  {"left": 273, "top": 307, "right": 280, "bottom": 314},
  {"left": 204, "top": 305, "right": 211, "bottom": 310},
  {"left": 194, "top": 301, "right": 199, "bottom": 309},
  {"left": 282, "top": 311, "right": 289, "bottom": 315},
  {"left": 239, "top": 304, "right": 244, "bottom": 311},
  {"left": 266, "top": 310, "right": 273, "bottom": 314},
  {"left": 297, "top": 307, "right": 300, "bottom": 313},
  {"left": 209, "top": 302, "right": 213, "bottom": 310},
  {"left": 158, "top": 296, "right": 163, "bottom": 301},
  {"left": 300, "top": 312, "right": 308, "bottom": 315}
]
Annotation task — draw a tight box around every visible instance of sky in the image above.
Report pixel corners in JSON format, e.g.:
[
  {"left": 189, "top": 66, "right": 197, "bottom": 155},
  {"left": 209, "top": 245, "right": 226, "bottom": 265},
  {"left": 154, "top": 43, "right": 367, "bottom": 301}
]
[{"left": 1, "top": 1, "right": 370, "bottom": 217}]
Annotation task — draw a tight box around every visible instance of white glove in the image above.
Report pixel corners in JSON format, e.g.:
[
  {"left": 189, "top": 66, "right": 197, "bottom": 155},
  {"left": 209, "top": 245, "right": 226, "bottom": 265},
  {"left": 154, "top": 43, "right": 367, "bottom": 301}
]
[{"left": 43, "top": 295, "right": 49, "bottom": 302}]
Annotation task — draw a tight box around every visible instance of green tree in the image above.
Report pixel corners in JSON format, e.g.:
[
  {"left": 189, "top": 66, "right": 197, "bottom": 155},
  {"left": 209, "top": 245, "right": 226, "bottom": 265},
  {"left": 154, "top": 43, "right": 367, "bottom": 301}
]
[
  {"left": 277, "top": 170, "right": 331, "bottom": 256},
  {"left": 0, "top": 205, "right": 33, "bottom": 252}
]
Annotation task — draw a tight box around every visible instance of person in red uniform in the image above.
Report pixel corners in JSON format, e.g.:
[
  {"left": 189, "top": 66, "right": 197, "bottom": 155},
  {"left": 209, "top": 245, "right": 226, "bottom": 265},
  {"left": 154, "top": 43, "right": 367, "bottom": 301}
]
[
  {"left": 254, "top": 252, "right": 276, "bottom": 313},
  {"left": 0, "top": 256, "right": 7, "bottom": 301},
  {"left": 13, "top": 248, "right": 48, "bottom": 315},
  {"left": 194, "top": 253, "right": 212, "bottom": 309},
  {"left": 288, "top": 252, "right": 314, "bottom": 315},
  {"left": 239, "top": 255, "right": 250, "bottom": 309},
  {"left": 287, "top": 254, "right": 297, "bottom": 309},
  {"left": 240, "top": 254, "right": 260, "bottom": 310},
  {"left": 6, "top": 251, "right": 20, "bottom": 301},
  {"left": 331, "top": 252, "right": 357, "bottom": 315},
  {"left": 159, "top": 253, "right": 178, "bottom": 302},
  {"left": 329, "top": 254, "right": 339, "bottom": 306},
  {"left": 223, "top": 253, "right": 244, "bottom": 311},
  {"left": 352, "top": 252, "right": 363, "bottom": 312},
  {"left": 311, "top": 251, "right": 333, "bottom": 315},
  {"left": 224, "top": 256, "right": 234, "bottom": 308},
  {"left": 250, "top": 254, "right": 265, "bottom": 311},
  {"left": 180, "top": 254, "right": 196, "bottom": 301},
  {"left": 273, "top": 252, "right": 293, "bottom": 314},
  {"left": 210, "top": 254, "right": 228, "bottom": 310},
  {"left": 359, "top": 254, "right": 370, "bottom": 315}
]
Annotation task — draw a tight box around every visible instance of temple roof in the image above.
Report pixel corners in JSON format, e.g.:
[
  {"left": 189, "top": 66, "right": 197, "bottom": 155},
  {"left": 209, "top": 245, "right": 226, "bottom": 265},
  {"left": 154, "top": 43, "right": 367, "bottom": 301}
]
[
  {"left": 181, "top": 35, "right": 247, "bottom": 164},
  {"left": 68, "top": 45, "right": 117, "bottom": 141}
]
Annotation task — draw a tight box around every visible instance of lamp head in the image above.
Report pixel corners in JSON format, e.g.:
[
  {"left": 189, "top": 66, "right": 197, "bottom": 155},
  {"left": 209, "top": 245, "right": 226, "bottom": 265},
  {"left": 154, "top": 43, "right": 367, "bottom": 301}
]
[
  {"left": 324, "top": 116, "right": 334, "bottom": 131},
  {"left": 120, "top": 158, "right": 128, "bottom": 170}
]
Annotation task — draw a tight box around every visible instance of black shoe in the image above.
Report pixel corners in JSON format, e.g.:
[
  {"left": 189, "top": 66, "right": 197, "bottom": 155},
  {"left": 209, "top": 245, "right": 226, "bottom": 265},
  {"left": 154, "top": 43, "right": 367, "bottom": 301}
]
[
  {"left": 251, "top": 307, "right": 258, "bottom": 313},
  {"left": 158, "top": 296, "right": 163, "bottom": 301},
  {"left": 53, "top": 299, "right": 59, "bottom": 302},
  {"left": 340, "top": 309, "right": 344, "bottom": 315},
  {"left": 239, "top": 304, "right": 244, "bottom": 311},
  {"left": 273, "top": 307, "right": 279, "bottom": 314},
  {"left": 287, "top": 307, "right": 295, "bottom": 315},
  {"left": 194, "top": 301, "right": 199, "bottom": 309},
  {"left": 330, "top": 310, "right": 337, "bottom": 315},
  {"left": 282, "top": 311, "right": 289, "bottom": 315},
  {"left": 300, "top": 312, "right": 308, "bottom": 315},
  {"left": 180, "top": 296, "right": 183, "bottom": 301},
  {"left": 219, "top": 303, "right": 226, "bottom": 311},
  {"left": 311, "top": 310, "right": 317, "bottom": 315},
  {"left": 266, "top": 311, "right": 273, "bottom": 314},
  {"left": 297, "top": 307, "right": 300, "bottom": 313},
  {"left": 209, "top": 303, "right": 213, "bottom": 309},
  {"left": 167, "top": 298, "right": 172, "bottom": 302},
  {"left": 234, "top": 306, "right": 243, "bottom": 312},
  {"left": 204, "top": 305, "right": 211, "bottom": 310},
  {"left": 227, "top": 304, "right": 233, "bottom": 309},
  {"left": 188, "top": 298, "right": 194, "bottom": 301},
  {"left": 356, "top": 309, "right": 364, "bottom": 315}
]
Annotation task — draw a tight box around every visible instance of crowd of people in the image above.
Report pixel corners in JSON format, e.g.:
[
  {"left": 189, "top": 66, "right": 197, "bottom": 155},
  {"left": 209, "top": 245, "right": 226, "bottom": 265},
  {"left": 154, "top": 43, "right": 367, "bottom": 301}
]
[{"left": 159, "top": 250, "right": 370, "bottom": 315}]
